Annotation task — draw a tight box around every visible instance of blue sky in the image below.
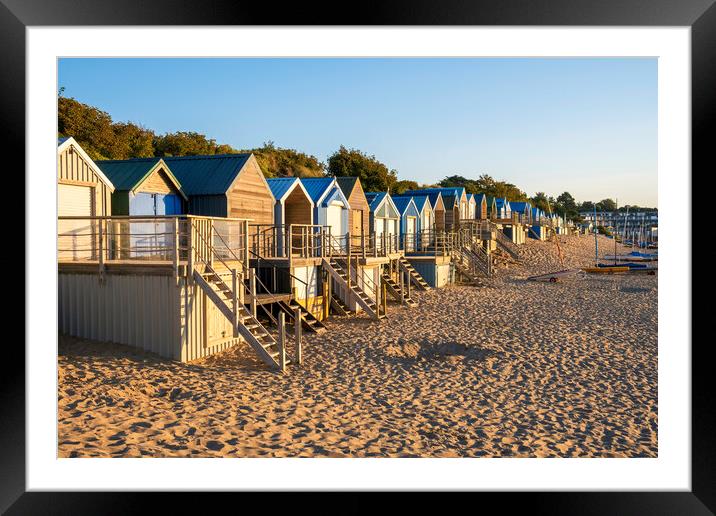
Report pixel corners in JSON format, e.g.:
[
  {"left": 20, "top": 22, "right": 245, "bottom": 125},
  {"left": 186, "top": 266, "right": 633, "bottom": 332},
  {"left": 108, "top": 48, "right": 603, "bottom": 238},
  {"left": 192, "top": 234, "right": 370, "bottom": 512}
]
[{"left": 58, "top": 58, "right": 657, "bottom": 207}]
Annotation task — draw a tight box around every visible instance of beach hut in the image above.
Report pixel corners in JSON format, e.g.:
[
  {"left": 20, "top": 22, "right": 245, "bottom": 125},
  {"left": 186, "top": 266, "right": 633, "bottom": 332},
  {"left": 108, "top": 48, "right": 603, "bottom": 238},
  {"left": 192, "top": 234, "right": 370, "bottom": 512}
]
[
  {"left": 404, "top": 195, "right": 434, "bottom": 247},
  {"left": 365, "top": 192, "right": 400, "bottom": 252},
  {"left": 162, "top": 153, "right": 274, "bottom": 223},
  {"left": 266, "top": 177, "right": 314, "bottom": 256},
  {"left": 392, "top": 196, "right": 421, "bottom": 252},
  {"left": 424, "top": 192, "right": 446, "bottom": 232},
  {"left": 495, "top": 198, "right": 511, "bottom": 219},
  {"left": 300, "top": 177, "right": 350, "bottom": 251},
  {"left": 58, "top": 137, "right": 117, "bottom": 261},
  {"left": 467, "top": 193, "right": 476, "bottom": 220},
  {"left": 336, "top": 177, "right": 370, "bottom": 249},
  {"left": 473, "top": 194, "right": 488, "bottom": 220},
  {"left": 57, "top": 137, "right": 115, "bottom": 219},
  {"left": 509, "top": 201, "right": 531, "bottom": 223},
  {"left": 486, "top": 196, "right": 498, "bottom": 220},
  {"left": 404, "top": 188, "right": 461, "bottom": 229},
  {"left": 96, "top": 158, "right": 187, "bottom": 217}
]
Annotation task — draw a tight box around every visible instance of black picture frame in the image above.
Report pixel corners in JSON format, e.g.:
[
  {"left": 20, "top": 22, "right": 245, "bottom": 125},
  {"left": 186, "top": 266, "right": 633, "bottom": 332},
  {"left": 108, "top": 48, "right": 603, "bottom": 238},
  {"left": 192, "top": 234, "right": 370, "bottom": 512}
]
[{"left": 3, "top": 0, "right": 705, "bottom": 513}]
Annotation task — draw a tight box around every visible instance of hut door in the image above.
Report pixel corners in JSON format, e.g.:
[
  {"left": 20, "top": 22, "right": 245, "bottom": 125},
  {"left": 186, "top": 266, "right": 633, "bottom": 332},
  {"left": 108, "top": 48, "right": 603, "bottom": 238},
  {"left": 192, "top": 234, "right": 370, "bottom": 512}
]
[
  {"left": 326, "top": 204, "right": 344, "bottom": 252},
  {"left": 58, "top": 183, "right": 95, "bottom": 260},
  {"left": 351, "top": 210, "right": 363, "bottom": 250},
  {"left": 406, "top": 216, "right": 416, "bottom": 251}
]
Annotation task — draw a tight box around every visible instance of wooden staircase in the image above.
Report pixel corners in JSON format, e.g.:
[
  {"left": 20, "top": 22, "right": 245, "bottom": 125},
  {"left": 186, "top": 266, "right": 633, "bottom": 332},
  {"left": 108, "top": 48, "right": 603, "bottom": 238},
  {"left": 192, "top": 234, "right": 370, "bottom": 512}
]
[
  {"left": 491, "top": 224, "right": 520, "bottom": 260},
  {"left": 463, "top": 243, "right": 492, "bottom": 277},
  {"left": 451, "top": 248, "right": 487, "bottom": 286},
  {"left": 277, "top": 299, "right": 327, "bottom": 334},
  {"left": 397, "top": 257, "right": 431, "bottom": 290},
  {"left": 193, "top": 266, "right": 289, "bottom": 370},
  {"left": 330, "top": 294, "right": 352, "bottom": 316},
  {"left": 381, "top": 272, "right": 417, "bottom": 307},
  {"left": 322, "top": 258, "right": 386, "bottom": 320}
]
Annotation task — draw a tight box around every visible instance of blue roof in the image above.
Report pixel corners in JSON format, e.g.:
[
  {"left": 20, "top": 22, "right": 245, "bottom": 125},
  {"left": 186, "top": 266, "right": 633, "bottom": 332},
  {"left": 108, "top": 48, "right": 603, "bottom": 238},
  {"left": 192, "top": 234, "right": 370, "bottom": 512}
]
[
  {"left": 266, "top": 177, "right": 300, "bottom": 202},
  {"left": 365, "top": 191, "right": 388, "bottom": 211},
  {"left": 162, "top": 154, "right": 253, "bottom": 196},
  {"left": 404, "top": 187, "right": 464, "bottom": 198},
  {"left": 392, "top": 196, "right": 416, "bottom": 216},
  {"left": 510, "top": 201, "right": 531, "bottom": 213},
  {"left": 300, "top": 177, "right": 335, "bottom": 203},
  {"left": 474, "top": 193, "right": 486, "bottom": 204},
  {"left": 409, "top": 195, "right": 430, "bottom": 213},
  {"left": 58, "top": 137, "right": 70, "bottom": 146}
]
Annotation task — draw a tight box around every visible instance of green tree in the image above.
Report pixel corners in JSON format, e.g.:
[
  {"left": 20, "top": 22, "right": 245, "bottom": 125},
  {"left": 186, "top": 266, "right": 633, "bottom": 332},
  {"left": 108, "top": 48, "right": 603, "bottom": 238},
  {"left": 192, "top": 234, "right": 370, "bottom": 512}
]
[
  {"left": 531, "top": 192, "right": 550, "bottom": 212},
  {"left": 326, "top": 146, "right": 398, "bottom": 192},
  {"left": 596, "top": 198, "right": 617, "bottom": 211},
  {"left": 393, "top": 180, "right": 419, "bottom": 194}
]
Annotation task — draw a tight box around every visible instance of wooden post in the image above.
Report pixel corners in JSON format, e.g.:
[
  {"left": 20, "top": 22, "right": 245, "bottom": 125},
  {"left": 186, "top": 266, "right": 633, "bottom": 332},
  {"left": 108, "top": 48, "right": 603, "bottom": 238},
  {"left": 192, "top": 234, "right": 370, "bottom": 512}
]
[
  {"left": 293, "top": 306, "right": 302, "bottom": 365},
  {"left": 361, "top": 232, "right": 366, "bottom": 259},
  {"left": 172, "top": 217, "right": 179, "bottom": 285},
  {"left": 323, "top": 277, "right": 330, "bottom": 320},
  {"left": 278, "top": 312, "right": 286, "bottom": 372},
  {"left": 382, "top": 281, "right": 387, "bottom": 316},
  {"left": 187, "top": 219, "right": 194, "bottom": 283},
  {"left": 287, "top": 225, "right": 292, "bottom": 260},
  {"left": 250, "top": 268, "right": 257, "bottom": 318},
  {"left": 232, "top": 269, "right": 239, "bottom": 337},
  {"left": 399, "top": 267, "right": 404, "bottom": 305},
  {"left": 346, "top": 232, "right": 351, "bottom": 291},
  {"left": 244, "top": 220, "right": 249, "bottom": 265},
  {"left": 98, "top": 218, "right": 105, "bottom": 281},
  {"left": 406, "top": 265, "right": 411, "bottom": 299},
  {"left": 208, "top": 221, "right": 215, "bottom": 268}
]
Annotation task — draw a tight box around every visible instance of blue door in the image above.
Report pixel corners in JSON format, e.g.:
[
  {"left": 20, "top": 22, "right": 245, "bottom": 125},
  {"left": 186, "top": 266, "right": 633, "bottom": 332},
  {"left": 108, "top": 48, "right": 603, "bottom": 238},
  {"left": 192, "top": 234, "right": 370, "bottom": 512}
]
[{"left": 156, "top": 194, "right": 182, "bottom": 215}]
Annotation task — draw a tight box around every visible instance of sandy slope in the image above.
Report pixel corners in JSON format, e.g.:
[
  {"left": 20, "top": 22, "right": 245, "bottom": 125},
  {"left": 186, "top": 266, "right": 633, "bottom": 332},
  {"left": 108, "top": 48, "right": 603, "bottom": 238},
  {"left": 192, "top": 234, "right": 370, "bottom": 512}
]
[{"left": 58, "top": 234, "right": 657, "bottom": 458}]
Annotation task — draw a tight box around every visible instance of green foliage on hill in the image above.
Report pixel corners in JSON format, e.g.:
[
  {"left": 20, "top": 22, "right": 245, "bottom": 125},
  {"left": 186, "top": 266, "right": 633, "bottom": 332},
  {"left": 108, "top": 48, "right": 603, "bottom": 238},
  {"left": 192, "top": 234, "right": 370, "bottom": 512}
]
[
  {"left": 438, "top": 174, "right": 528, "bottom": 202},
  {"left": 326, "top": 146, "right": 398, "bottom": 192},
  {"left": 57, "top": 96, "right": 324, "bottom": 178}
]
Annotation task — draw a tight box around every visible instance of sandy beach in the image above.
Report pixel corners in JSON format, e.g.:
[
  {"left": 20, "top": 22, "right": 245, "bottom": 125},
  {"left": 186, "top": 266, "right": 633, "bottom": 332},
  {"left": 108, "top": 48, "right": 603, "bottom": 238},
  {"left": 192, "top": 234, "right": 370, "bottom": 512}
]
[{"left": 58, "top": 233, "right": 657, "bottom": 458}]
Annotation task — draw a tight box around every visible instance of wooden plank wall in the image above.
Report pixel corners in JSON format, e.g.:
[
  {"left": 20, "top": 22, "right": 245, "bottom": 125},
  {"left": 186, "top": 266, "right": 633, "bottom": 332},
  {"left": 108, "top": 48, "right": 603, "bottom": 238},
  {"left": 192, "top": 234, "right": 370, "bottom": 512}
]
[
  {"left": 227, "top": 157, "right": 274, "bottom": 234},
  {"left": 347, "top": 182, "right": 370, "bottom": 237},
  {"left": 137, "top": 167, "right": 177, "bottom": 195},
  {"left": 284, "top": 186, "right": 312, "bottom": 225},
  {"left": 57, "top": 145, "right": 112, "bottom": 216}
]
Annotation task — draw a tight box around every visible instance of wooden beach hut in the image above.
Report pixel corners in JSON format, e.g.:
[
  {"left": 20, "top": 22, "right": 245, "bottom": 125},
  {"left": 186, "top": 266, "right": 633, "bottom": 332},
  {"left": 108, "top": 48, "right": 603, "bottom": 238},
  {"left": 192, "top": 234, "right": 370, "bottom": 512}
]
[
  {"left": 300, "top": 177, "right": 350, "bottom": 251},
  {"left": 508, "top": 201, "right": 531, "bottom": 224},
  {"left": 266, "top": 177, "right": 314, "bottom": 257},
  {"left": 495, "top": 198, "right": 511, "bottom": 219},
  {"left": 486, "top": 196, "right": 498, "bottom": 220},
  {"left": 474, "top": 194, "right": 488, "bottom": 220},
  {"left": 408, "top": 195, "right": 434, "bottom": 247},
  {"left": 365, "top": 192, "right": 400, "bottom": 252},
  {"left": 57, "top": 137, "right": 116, "bottom": 260},
  {"left": 163, "top": 153, "right": 274, "bottom": 224},
  {"left": 392, "top": 196, "right": 421, "bottom": 252},
  {"left": 404, "top": 188, "right": 461, "bottom": 229},
  {"left": 336, "top": 177, "right": 370, "bottom": 250},
  {"left": 467, "top": 193, "right": 476, "bottom": 220},
  {"left": 58, "top": 137, "right": 114, "bottom": 217},
  {"left": 96, "top": 158, "right": 187, "bottom": 216}
]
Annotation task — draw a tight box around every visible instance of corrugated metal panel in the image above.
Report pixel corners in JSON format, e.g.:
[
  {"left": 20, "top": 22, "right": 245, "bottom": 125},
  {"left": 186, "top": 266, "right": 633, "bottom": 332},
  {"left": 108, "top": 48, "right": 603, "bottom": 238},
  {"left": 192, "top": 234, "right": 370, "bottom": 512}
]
[
  {"left": 188, "top": 195, "right": 228, "bottom": 217},
  {"left": 300, "top": 177, "right": 334, "bottom": 203},
  {"left": 58, "top": 273, "right": 243, "bottom": 362},
  {"left": 95, "top": 158, "right": 163, "bottom": 191},
  {"left": 335, "top": 177, "right": 358, "bottom": 198},
  {"left": 163, "top": 154, "right": 251, "bottom": 195},
  {"left": 266, "top": 177, "right": 298, "bottom": 201}
]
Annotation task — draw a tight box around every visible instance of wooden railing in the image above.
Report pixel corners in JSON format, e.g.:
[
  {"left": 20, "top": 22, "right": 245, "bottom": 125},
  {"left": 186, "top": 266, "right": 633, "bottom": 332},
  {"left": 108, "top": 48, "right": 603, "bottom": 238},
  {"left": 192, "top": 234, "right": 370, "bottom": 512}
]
[{"left": 58, "top": 215, "right": 251, "bottom": 281}]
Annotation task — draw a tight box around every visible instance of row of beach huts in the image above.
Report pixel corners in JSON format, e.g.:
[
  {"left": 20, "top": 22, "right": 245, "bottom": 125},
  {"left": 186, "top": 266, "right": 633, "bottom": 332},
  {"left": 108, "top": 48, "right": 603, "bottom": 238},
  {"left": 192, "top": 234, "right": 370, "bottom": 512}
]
[{"left": 57, "top": 137, "right": 571, "bottom": 369}]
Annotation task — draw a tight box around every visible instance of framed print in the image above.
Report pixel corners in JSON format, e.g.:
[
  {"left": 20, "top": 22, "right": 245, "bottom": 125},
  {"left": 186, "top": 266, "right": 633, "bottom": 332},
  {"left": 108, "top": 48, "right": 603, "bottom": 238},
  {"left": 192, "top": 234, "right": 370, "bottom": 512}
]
[{"left": 3, "top": 0, "right": 707, "bottom": 512}]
